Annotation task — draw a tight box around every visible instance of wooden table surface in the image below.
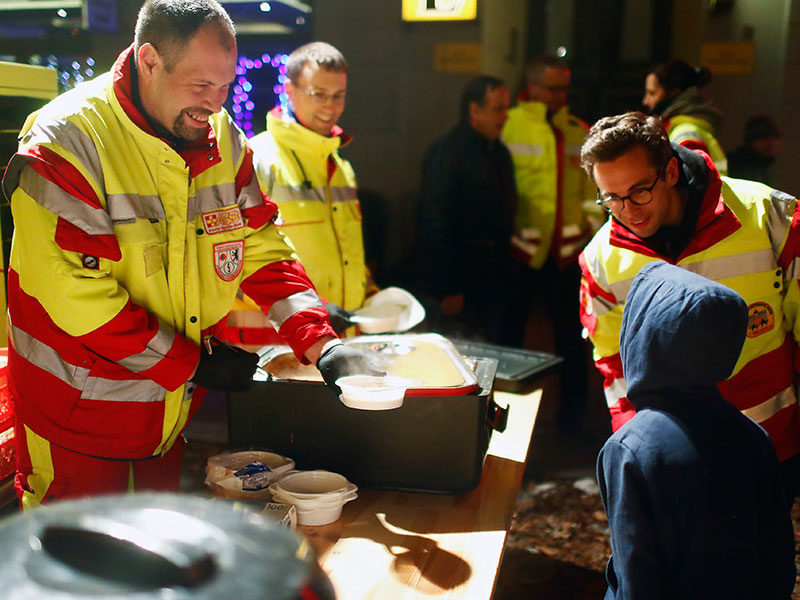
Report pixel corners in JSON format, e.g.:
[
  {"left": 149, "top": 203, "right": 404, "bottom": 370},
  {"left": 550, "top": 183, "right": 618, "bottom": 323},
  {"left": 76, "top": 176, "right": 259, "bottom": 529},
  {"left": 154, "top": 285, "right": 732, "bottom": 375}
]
[{"left": 298, "top": 389, "right": 542, "bottom": 599}]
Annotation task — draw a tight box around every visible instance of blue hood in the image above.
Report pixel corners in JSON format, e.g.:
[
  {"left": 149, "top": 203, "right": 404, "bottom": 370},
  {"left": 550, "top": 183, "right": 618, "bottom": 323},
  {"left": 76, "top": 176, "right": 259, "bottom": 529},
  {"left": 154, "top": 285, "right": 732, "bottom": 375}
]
[{"left": 620, "top": 262, "right": 748, "bottom": 408}]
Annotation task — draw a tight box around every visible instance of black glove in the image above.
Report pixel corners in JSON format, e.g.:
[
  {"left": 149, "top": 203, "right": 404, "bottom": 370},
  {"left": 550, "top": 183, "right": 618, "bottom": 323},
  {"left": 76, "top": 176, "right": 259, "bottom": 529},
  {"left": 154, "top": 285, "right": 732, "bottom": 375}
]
[
  {"left": 325, "top": 302, "right": 356, "bottom": 335},
  {"left": 190, "top": 343, "right": 259, "bottom": 392},
  {"left": 316, "top": 343, "right": 386, "bottom": 396}
]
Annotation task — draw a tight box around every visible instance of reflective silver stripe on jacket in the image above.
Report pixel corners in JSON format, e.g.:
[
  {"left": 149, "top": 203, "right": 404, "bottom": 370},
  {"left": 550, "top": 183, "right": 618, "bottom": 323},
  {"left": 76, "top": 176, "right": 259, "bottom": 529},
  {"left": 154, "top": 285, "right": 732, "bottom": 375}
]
[
  {"left": 741, "top": 386, "right": 797, "bottom": 423},
  {"left": 18, "top": 168, "right": 114, "bottom": 235},
  {"left": 237, "top": 176, "right": 265, "bottom": 211},
  {"left": 268, "top": 289, "right": 325, "bottom": 330},
  {"left": 604, "top": 377, "right": 627, "bottom": 408},
  {"left": 186, "top": 182, "right": 237, "bottom": 220},
  {"left": 605, "top": 248, "right": 776, "bottom": 304},
  {"left": 115, "top": 321, "right": 177, "bottom": 374},
  {"left": 269, "top": 183, "right": 357, "bottom": 204},
  {"left": 10, "top": 323, "right": 167, "bottom": 402},
  {"left": 107, "top": 193, "right": 166, "bottom": 223},
  {"left": 505, "top": 142, "right": 544, "bottom": 156},
  {"left": 24, "top": 118, "right": 105, "bottom": 187},
  {"left": 229, "top": 125, "right": 245, "bottom": 170}
]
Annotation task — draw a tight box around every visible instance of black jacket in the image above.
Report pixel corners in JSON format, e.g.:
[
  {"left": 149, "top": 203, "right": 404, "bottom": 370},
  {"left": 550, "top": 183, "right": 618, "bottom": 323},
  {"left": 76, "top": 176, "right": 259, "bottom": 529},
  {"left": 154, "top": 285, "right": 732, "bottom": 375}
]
[{"left": 416, "top": 122, "right": 517, "bottom": 298}]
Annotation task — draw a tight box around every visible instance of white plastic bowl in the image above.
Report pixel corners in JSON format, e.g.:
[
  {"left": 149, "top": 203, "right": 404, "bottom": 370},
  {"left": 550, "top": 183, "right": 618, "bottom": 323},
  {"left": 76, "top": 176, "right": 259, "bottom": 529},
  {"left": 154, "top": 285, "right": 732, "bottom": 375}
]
[
  {"left": 335, "top": 375, "right": 414, "bottom": 410},
  {"left": 351, "top": 304, "right": 403, "bottom": 333},
  {"left": 268, "top": 470, "right": 358, "bottom": 526},
  {"left": 272, "top": 470, "right": 350, "bottom": 498}
]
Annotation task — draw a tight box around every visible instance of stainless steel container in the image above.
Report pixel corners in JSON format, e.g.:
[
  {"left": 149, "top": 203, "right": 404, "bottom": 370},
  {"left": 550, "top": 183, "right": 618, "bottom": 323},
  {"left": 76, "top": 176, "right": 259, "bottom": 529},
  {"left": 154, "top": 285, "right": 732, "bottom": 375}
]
[{"left": 0, "top": 493, "right": 334, "bottom": 599}]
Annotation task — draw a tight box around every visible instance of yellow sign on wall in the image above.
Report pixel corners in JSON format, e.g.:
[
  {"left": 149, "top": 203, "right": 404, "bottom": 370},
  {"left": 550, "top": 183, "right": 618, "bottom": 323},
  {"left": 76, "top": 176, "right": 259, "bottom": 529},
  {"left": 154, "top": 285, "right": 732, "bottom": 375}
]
[
  {"left": 402, "top": 0, "right": 477, "bottom": 21},
  {"left": 700, "top": 42, "right": 755, "bottom": 75},
  {"left": 433, "top": 42, "right": 482, "bottom": 73}
]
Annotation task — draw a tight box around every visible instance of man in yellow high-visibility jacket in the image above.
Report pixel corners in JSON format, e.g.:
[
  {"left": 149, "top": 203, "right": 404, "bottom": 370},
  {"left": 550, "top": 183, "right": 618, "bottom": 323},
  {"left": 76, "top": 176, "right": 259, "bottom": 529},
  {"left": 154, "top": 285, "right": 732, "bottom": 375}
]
[
  {"left": 224, "top": 42, "right": 380, "bottom": 348},
  {"left": 1, "top": 0, "right": 378, "bottom": 509},
  {"left": 579, "top": 111, "right": 800, "bottom": 495},
  {"left": 501, "top": 54, "right": 597, "bottom": 434}
]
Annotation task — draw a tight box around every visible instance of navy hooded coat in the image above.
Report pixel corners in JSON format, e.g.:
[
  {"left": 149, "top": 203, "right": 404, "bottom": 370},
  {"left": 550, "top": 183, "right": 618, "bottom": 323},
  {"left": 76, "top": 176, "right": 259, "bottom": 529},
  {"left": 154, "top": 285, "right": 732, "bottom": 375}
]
[{"left": 597, "top": 261, "right": 795, "bottom": 599}]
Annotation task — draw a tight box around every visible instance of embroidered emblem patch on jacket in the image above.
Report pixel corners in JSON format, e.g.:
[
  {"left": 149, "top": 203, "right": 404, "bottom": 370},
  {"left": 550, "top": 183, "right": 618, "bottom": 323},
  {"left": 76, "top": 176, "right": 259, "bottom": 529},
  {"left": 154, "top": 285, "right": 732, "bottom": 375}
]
[
  {"left": 202, "top": 206, "right": 244, "bottom": 234},
  {"left": 747, "top": 302, "right": 774, "bottom": 338},
  {"left": 213, "top": 241, "right": 244, "bottom": 281}
]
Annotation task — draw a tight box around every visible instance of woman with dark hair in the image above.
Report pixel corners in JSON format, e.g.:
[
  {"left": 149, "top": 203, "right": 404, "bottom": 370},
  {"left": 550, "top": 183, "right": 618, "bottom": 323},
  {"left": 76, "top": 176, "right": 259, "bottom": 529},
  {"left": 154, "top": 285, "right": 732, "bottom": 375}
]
[{"left": 642, "top": 60, "right": 727, "bottom": 173}]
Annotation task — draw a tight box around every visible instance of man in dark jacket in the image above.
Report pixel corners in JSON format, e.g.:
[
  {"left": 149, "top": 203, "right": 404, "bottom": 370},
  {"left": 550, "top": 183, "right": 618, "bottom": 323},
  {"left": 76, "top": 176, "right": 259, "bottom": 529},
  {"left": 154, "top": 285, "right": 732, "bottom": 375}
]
[
  {"left": 416, "top": 75, "right": 517, "bottom": 342},
  {"left": 598, "top": 261, "right": 795, "bottom": 599}
]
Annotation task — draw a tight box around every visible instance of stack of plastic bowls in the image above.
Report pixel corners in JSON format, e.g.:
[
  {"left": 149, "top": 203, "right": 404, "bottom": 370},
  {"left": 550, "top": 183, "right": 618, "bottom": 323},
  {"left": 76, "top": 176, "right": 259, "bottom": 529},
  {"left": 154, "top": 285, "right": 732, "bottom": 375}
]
[{"left": 268, "top": 470, "right": 358, "bottom": 526}]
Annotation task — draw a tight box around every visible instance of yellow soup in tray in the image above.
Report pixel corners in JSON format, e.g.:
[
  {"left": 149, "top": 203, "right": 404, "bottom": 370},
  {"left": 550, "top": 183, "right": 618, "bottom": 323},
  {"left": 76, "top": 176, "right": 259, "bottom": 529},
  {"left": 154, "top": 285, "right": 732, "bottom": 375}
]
[{"left": 262, "top": 334, "right": 475, "bottom": 390}]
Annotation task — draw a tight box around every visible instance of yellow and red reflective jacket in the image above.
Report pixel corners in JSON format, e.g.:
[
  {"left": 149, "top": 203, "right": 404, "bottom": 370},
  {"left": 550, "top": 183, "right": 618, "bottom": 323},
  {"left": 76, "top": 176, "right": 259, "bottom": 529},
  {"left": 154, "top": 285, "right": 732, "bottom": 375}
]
[
  {"left": 224, "top": 108, "right": 375, "bottom": 347},
  {"left": 667, "top": 115, "right": 728, "bottom": 175},
  {"left": 579, "top": 148, "right": 800, "bottom": 461},
  {"left": 501, "top": 101, "right": 596, "bottom": 270},
  {"left": 0, "top": 46, "right": 334, "bottom": 460}
]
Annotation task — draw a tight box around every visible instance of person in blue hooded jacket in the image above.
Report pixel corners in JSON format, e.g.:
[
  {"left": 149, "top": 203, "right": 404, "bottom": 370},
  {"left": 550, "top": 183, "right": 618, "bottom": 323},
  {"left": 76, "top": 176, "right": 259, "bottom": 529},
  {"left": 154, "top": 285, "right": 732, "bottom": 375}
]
[{"left": 597, "top": 261, "right": 795, "bottom": 599}]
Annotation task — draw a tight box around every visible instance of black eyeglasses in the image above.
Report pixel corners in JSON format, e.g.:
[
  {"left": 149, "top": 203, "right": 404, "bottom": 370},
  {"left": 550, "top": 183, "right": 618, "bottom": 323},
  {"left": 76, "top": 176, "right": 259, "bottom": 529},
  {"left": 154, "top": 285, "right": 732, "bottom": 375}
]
[{"left": 595, "top": 162, "right": 668, "bottom": 214}]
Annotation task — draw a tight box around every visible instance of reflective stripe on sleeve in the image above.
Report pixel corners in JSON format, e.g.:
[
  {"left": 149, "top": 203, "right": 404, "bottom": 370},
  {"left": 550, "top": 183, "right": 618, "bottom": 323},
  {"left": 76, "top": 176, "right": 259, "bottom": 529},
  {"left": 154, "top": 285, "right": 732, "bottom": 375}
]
[
  {"left": 604, "top": 377, "right": 628, "bottom": 409},
  {"left": 18, "top": 168, "right": 114, "bottom": 235},
  {"left": 115, "top": 321, "right": 176, "bottom": 374},
  {"left": 741, "top": 387, "right": 797, "bottom": 424},
  {"left": 23, "top": 118, "right": 104, "bottom": 184},
  {"left": 236, "top": 176, "right": 265, "bottom": 211},
  {"left": 10, "top": 323, "right": 168, "bottom": 402},
  {"left": 267, "top": 289, "right": 325, "bottom": 330}
]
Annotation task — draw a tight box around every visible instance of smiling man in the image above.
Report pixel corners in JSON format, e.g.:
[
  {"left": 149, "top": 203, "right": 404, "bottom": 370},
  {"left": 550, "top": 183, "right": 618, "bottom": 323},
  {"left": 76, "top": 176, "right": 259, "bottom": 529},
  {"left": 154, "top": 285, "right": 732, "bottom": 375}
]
[
  {"left": 225, "top": 41, "right": 382, "bottom": 347},
  {"left": 0, "top": 0, "right": 381, "bottom": 508},
  {"left": 579, "top": 111, "right": 800, "bottom": 495}
]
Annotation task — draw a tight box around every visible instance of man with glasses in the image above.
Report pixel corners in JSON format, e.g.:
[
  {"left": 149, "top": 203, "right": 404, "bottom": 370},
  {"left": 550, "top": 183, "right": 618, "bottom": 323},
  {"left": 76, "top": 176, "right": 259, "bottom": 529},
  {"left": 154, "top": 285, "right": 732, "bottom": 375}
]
[
  {"left": 224, "top": 41, "right": 377, "bottom": 347},
  {"left": 579, "top": 111, "right": 800, "bottom": 493},
  {"left": 500, "top": 54, "right": 597, "bottom": 435}
]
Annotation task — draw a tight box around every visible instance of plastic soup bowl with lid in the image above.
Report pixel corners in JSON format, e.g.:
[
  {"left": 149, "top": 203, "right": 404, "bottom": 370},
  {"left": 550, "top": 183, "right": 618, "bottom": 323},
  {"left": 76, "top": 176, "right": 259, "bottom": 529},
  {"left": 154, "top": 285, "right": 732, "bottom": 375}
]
[{"left": 335, "top": 375, "right": 415, "bottom": 410}]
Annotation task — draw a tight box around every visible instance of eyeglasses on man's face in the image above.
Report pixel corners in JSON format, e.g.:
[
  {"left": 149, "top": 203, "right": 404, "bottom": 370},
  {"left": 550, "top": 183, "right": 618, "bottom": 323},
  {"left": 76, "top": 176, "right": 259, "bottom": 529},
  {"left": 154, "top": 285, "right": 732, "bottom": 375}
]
[
  {"left": 300, "top": 87, "right": 346, "bottom": 106},
  {"left": 595, "top": 161, "right": 668, "bottom": 214}
]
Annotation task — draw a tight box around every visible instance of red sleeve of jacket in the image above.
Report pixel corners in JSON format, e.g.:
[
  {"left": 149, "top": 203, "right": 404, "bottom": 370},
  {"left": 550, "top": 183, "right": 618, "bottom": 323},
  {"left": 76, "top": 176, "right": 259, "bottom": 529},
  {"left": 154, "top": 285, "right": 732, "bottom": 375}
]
[
  {"left": 240, "top": 260, "right": 336, "bottom": 362},
  {"left": 78, "top": 301, "right": 200, "bottom": 391}
]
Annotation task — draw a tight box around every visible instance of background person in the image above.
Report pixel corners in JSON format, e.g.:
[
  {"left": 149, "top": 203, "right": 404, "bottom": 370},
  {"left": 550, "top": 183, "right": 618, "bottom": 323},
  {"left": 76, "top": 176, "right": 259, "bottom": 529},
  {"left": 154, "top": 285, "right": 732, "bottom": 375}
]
[
  {"left": 415, "top": 75, "right": 517, "bottom": 343},
  {"left": 501, "top": 54, "right": 595, "bottom": 434},
  {"left": 728, "top": 114, "right": 782, "bottom": 185},
  {"left": 1, "top": 0, "right": 376, "bottom": 509},
  {"left": 579, "top": 111, "right": 800, "bottom": 494},
  {"left": 642, "top": 59, "right": 727, "bottom": 174},
  {"left": 598, "top": 261, "right": 795, "bottom": 599},
  {"left": 224, "top": 41, "right": 383, "bottom": 348}
]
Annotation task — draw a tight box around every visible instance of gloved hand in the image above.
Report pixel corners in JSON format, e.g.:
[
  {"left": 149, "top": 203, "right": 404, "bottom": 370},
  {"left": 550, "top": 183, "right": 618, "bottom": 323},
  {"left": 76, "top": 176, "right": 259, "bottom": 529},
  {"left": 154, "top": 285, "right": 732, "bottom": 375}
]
[
  {"left": 325, "top": 302, "right": 356, "bottom": 334},
  {"left": 316, "top": 343, "right": 386, "bottom": 396},
  {"left": 190, "top": 342, "right": 259, "bottom": 392}
]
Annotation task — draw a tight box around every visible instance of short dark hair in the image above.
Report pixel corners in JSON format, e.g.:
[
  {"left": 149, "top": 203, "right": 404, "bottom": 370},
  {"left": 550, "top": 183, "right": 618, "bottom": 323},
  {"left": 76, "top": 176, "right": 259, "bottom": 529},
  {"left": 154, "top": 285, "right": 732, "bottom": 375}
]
[
  {"left": 286, "top": 42, "right": 347, "bottom": 83},
  {"left": 581, "top": 111, "right": 673, "bottom": 180},
  {"left": 525, "top": 54, "right": 568, "bottom": 85},
  {"left": 649, "top": 60, "right": 712, "bottom": 93},
  {"left": 134, "top": 0, "right": 235, "bottom": 72},
  {"left": 459, "top": 75, "right": 506, "bottom": 123}
]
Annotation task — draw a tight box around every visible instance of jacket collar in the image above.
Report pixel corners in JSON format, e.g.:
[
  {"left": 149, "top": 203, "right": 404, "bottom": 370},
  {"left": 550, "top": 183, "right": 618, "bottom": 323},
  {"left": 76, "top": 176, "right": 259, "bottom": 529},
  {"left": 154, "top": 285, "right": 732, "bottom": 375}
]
[
  {"left": 516, "top": 100, "right": 549, "bottom": 122},
  {"left": 111, "top": 44, "right": 221, "bottom": 178},
  {"left": 269, "top": 106, "right": 353, "bottom": 152},
  {"left": 608, "top": 144, "right": 740, "bottom": 261}
]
